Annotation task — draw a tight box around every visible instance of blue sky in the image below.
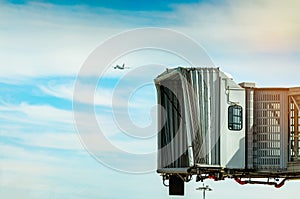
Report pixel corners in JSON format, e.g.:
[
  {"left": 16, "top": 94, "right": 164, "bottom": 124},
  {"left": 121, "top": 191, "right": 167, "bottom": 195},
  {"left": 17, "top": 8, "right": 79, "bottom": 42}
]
[
  {"left": 7, "top": 0, "right": 210, "bottom": 11},
  {"left": 1, "top": 0, "right": 300, "bottom": 199}
]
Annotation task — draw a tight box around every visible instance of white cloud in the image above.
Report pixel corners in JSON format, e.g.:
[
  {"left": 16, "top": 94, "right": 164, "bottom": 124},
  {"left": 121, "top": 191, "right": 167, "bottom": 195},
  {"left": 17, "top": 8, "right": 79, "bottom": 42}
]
[
  {"left": 38, "top": 64, "right": 163, "bottom": 109},
  {"left": 164, "top": 0, "right": 300, "bottom": 87},
  {"left": 0, "top": 102, "right": 73, "bottom": 125},
  {"left": 1, "top": 130, "right": 83, "bottom": 151},
  {"left": 0, "top": 101, "right": 157, "bottom": 153},
  {"left": 0, "top": 2, "right": 213, "bottom": 79},
  {"left": 173, "top": 0, "right": 300, "bottom": 53},
  {"left": 39, "top": 80, "right": 130, "bottom": 107},
  {"left": 102, "top": 49, "right": 189, "bottom": 78},
  {"left": 39, "top": 81, "right": 74, "bottom": 100},
  {"left": 0, "top": 143, "right": 121, "bottom": 198},
  {"left": 0, "top": 2, "right": 126, "bottom": 78},
  {"left": 1, "top": 0, "right": 299, "bottom": 81}
]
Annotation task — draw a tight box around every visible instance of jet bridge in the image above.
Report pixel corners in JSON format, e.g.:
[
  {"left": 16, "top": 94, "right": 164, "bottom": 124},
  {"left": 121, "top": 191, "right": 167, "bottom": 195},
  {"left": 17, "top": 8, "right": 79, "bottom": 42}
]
[{"left": 155, "top": 67, "right": 300, "bottom": 196}]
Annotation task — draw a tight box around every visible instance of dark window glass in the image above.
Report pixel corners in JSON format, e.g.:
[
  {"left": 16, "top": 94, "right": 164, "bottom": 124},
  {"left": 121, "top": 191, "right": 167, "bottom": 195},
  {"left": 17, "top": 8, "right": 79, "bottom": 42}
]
[{"left": 228, "top": 105, "right": 243, "bottom": 131}]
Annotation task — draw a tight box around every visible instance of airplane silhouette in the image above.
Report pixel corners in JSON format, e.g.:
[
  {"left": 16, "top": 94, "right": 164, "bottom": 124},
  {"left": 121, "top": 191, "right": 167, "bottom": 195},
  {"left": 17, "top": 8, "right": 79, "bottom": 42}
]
[{"left": 113, "top": 63, "right": 129, "bottom": 70}]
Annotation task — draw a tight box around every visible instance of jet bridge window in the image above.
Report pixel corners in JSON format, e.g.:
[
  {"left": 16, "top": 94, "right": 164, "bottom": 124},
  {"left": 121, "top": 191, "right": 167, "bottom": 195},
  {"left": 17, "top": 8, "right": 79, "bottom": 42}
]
[{"left": 228, "top": 105, "right": 243, "bottom": 131}]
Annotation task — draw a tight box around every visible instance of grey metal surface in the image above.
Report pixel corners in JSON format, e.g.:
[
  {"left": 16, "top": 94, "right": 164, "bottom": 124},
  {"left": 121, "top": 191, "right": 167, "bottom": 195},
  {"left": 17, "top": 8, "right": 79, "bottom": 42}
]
[
  {"left": 252, "top": 89, "right": 289, "bottom": 171},
  {"left": 245, "top": 88, "right": 255, "bottom": 169},
  {"left": 289, "top": 88, "right": 300, "bottom": 162}
]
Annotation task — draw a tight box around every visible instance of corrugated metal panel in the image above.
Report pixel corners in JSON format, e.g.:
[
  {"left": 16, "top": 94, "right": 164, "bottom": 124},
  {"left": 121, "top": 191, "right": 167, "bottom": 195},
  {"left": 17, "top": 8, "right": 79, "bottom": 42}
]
[
  {"left": 155, "top": 67, "right": 221, "bottom": 169},
  {"left": 183, "top": 68, "right": 220, "bottom": 165}
]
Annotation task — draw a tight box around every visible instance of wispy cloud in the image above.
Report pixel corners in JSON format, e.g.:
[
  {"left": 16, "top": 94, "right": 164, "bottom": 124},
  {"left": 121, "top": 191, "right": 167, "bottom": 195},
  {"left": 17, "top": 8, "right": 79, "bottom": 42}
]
[
  {"left": 0, "top": 102, "right": 73, "bottom": 125},
  {"left": 0, "top": 2, "right": 179, "bottom": 78},
  {"left": 0, "top": 2, "right": 124, "bottom": 78},
  {"left": 1, "top": 0, "right": 299, "bottom": 78}
]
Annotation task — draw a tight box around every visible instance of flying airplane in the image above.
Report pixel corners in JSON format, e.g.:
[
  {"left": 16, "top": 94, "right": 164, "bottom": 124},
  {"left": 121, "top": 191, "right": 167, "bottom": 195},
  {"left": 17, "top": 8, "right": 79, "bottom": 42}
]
[{"left": 113, "top": 63, "right": 129, "bottom": 70}]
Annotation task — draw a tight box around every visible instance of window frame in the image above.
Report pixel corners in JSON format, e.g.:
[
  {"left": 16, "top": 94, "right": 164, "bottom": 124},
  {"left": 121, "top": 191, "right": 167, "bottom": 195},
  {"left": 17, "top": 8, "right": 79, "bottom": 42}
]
[{"left": 228, "top": 105, "right": 243, "bottom": 131}]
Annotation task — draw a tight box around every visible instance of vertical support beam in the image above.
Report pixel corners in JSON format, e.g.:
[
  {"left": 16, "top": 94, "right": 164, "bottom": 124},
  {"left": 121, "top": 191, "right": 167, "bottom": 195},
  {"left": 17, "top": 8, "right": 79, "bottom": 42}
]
[
  {"left": 281, "top": 91, "right": 289, "bottom": 169},
  {"left": 295, "top": 106, "right": 299, "bottom": 159},
  {"left": 291, "top": 96, "right": 300, "bottom": 160},
  {"left": 244, "top": 88, "right": 254, "bottom": 169}
]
